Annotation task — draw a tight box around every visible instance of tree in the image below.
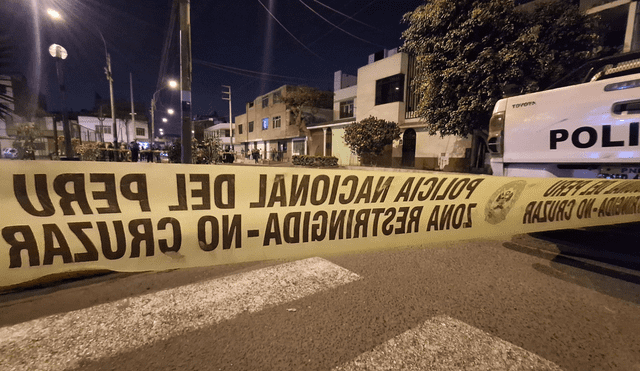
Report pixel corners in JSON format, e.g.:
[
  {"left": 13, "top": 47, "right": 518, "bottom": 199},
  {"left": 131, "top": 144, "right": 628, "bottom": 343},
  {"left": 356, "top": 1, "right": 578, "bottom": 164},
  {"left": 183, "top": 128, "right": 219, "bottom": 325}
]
[
  {"left": 343, "top": 116, "right": 401, "bottom": 165},
  {"left": 14, "top": 123, "right": 41, "bottom": 159},
  {"left": 278, "top": 86, "right": 333, "bottom": 136},
  {"left": 516, "top": 1, "right": 610, "bottom": 92},
  {"left": 401, "top": 0, "right": 606, "bottom": 137}
]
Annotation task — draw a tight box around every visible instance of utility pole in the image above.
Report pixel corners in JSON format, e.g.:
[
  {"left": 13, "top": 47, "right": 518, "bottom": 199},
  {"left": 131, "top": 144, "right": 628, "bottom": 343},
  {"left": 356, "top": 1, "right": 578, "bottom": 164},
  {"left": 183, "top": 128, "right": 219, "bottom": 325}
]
[
  {"left": 179, "top": 0, "right": 192, "bottom": 164},
  {"left": 222, "top": 85, "right": 233, "bottom": 150},
  {"left": 105, "top": 52, "right": 118, "bottom": 160},
  {"left": 130, "top": 72, "right": 135, "bottom": 143},
  {"left": 150, "top": 97, "right": 155, "bottom": 143},
  {"left": 54, "top": 56, "right": 73, "bottom": 159}
]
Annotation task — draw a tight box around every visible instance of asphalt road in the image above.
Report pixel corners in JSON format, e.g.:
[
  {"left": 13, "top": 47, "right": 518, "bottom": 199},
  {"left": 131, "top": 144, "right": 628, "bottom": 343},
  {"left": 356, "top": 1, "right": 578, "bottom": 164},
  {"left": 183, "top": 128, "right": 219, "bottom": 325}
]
[{"left": 1, "top": 223, "right": 639, "bottom": 371}]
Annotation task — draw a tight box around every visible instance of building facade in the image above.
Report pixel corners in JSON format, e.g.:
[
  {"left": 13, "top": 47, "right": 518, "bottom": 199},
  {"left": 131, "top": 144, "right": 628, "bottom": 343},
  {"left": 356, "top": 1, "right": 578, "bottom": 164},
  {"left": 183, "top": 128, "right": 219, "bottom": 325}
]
[
  {"left": 78, "top": 116, "right": 148, "bottom": 146},
  {"left": 318, "top": 50, "right": 482, "bottom": 172},
  {"left": 234, "top": 86, "right": 333, "bottom": 161},
  {"left": 203, "top": 122, "right": 235, "bottom": 149}
]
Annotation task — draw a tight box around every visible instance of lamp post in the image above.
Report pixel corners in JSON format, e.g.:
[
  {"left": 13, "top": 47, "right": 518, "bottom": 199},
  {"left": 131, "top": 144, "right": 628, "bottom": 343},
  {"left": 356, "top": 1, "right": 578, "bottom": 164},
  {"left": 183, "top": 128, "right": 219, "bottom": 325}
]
[
  {"left": 150, "top": 80, "right": 177, "bottom": 144},
  {"left": 47, "top": 8, "right": 115, "bottom": 159},
  {"left": 48, "top": 43, "right": 74, "bottom": 160}
]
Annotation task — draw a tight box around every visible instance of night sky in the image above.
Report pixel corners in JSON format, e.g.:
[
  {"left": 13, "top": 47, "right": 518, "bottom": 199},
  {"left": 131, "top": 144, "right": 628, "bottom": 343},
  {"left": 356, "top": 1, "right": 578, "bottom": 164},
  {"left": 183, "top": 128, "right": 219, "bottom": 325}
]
[{"left": 3, "top": 0, "right": 424, "bottom": 135}]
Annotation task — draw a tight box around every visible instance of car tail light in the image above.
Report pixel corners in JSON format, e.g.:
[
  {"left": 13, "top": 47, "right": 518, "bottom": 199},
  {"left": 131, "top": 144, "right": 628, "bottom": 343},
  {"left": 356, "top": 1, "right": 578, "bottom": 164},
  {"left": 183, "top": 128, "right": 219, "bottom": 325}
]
[{"left": 487, "top": 111, "right": 504, "bottom": 154}]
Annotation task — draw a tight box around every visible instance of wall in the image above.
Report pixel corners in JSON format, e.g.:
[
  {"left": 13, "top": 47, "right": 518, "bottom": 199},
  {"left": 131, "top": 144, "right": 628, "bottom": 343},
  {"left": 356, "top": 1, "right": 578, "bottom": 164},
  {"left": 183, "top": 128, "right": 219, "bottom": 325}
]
[
  {"left": 356, "top": 52, "right": 407, "bottom": 124},
  {"left": 330, "top": 126, "right": 360, "bottom": 166}
]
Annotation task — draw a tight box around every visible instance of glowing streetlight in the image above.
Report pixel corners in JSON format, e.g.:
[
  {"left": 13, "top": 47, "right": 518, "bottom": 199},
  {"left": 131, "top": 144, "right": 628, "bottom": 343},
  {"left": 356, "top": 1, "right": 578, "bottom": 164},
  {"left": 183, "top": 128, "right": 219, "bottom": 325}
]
[
  {"left": 162, "top": 118, "right": 168, "bottom": 123},
  {"left": 167, "top": 108, "right": 175, "bottom": 115},
  {"left": 150, "top": 79, "right": 178, "bottom": 142},
  {"left": 47, "top": 8, "right": 62, "bottom": 20}
]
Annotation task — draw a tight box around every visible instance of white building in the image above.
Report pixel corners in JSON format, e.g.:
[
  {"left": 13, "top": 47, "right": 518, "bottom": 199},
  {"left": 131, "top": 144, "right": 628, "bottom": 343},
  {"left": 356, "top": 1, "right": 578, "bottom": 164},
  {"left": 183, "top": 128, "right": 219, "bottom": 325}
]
[
  {"left": 317, "top": 50, "right": 482, "bottom": 172},
  {"left": 77, "top": 116, "right": 148, "bottom": 145},
  {"left": 203, "top": 122, "right": 235, "bottom": 149}
]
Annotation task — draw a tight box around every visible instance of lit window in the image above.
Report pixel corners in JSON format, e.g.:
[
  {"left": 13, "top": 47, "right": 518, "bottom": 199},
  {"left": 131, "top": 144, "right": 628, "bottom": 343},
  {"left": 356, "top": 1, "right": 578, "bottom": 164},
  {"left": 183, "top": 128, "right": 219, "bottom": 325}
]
[
  {"left": 375, "top": 74, "right": 404, "bottom": 105},
  {"left": 262, "top": 117, "right": 269, "bottom": 130},
  {"left": 273, "top": 116, "right": 281, "bottom": 128},
  {"left": 136, "top": 128, "right": 146, "bottom": 136}
]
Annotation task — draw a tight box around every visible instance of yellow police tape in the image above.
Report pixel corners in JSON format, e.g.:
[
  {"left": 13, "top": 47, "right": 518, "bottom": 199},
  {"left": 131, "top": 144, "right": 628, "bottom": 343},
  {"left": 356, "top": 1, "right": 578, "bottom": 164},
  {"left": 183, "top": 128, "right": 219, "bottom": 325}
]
[{"left": 2, "top": 160, "right": 640, "bottom": 288}]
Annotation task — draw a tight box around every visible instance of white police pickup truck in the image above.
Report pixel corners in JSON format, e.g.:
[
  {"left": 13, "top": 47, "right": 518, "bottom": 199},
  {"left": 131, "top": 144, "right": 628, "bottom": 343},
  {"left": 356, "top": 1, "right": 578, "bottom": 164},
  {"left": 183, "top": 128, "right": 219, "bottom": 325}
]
[{"left": 488, "top": 52, "right": 640, "bottom": 179}]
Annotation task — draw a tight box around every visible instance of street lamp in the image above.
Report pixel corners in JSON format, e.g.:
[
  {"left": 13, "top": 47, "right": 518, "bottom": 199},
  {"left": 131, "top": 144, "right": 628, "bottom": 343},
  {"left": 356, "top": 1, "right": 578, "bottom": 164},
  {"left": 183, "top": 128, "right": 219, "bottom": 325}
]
[
  {"left": 162, "top": 118, "right": 168, "bottom": 123},
  {"left": 48, "top": 43, "right": 74, "bottom": 160},
  {"left": 47, "top": 8, "right": 115, "bottom": 159},
  {"left": 46, "top": 8, "right": 61, "bottom": 20},
  {"left": 150, "top": 80, "right": 178, "bottom": 144},
  {"left": 167, "top": 108, "right": 175, "bottom": 115}
]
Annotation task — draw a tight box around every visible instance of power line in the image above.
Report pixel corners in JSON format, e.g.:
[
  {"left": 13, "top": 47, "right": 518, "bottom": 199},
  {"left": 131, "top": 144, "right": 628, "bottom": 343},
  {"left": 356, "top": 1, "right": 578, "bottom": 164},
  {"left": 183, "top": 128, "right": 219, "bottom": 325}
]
[
  {"left": 193, "top": 59, "right": 330, "bottom": 85},
  {"left": 311, "top": 0, "right": 379, "bottom": 30},
  {"left": 308, "top": 0, "right": 382, "bottom": 47},
  {"left": 298, "top": 0, "right": 383, "bottom": 48},
  {"left": 256, "top": 0, "right": 325, "bottom": 61}
]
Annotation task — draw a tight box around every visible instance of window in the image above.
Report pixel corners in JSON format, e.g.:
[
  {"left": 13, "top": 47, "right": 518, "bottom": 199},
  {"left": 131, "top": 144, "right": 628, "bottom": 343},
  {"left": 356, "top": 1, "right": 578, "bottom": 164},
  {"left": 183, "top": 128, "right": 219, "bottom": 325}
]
[
  {"left": 262, "top": 117, "right": 269, "bottom": 130},
  {"left": 238, "top": 125, "right": 243, "bottom": 134},
  {"left": 293, "top": 140, "right": 305, "bottom": 155},
  {"left": 224, "top": 130, "right": 230, "bottom": 137},
  {"left": 248, "top": 121, "right": 254, "bottom": 132},
  {"left": 136, "top": 127, "right": 146, "bottom": 136},
  {"left": 375, "top": 73, "right": 404, "bottom": 105},
  {"left": 248, "top": 101, "right": 254, "bottom": 108},
  {"left": 262, "top": 96, "right": 269, "bottom": 108},
  {"left": 273, "top": 116, "right": 281, "bottom": 128},
  {"left": 97, "top": 125, "right": 111, "bottom": 134},
  {"left": 340, "top": 100, "right": 354, "bottom": 118},
  {"left": 273, "top": 91, "right": 281, "bottom": 103}
]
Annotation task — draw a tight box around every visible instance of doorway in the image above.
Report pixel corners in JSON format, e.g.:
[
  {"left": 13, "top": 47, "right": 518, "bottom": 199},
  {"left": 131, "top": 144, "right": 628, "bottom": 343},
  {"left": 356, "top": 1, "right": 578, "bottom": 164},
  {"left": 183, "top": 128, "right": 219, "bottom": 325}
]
[{"left": 401, "top": 129, "right": 416, "bottom": 168}]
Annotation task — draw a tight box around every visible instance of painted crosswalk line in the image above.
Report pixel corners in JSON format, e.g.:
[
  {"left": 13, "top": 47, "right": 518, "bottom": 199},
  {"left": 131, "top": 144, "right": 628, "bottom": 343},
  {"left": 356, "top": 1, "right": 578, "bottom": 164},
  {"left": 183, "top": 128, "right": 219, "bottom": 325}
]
[
  {"left": 0, "top": 257, "right": 361, "bottom": 371},
  {"left": 334, "top": 315, "right": 563, "bottom": 371}
]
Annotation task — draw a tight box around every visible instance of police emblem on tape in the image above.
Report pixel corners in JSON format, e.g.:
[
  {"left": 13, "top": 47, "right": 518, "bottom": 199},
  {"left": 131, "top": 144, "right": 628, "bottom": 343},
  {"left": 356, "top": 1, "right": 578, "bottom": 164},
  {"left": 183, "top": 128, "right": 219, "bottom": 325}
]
[{"left": 485, "top": 180, "right": 527, "bottom": 224}]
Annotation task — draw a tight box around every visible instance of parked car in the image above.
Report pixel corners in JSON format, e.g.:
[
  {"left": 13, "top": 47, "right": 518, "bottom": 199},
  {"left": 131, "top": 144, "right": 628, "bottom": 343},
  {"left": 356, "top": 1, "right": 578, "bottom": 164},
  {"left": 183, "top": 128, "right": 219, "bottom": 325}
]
[
  {"left": 160, "top": 151, "right": 170, "bottom": 163},
  {"left": 2, "top": 147, "right": 18, "bottom": 159}
]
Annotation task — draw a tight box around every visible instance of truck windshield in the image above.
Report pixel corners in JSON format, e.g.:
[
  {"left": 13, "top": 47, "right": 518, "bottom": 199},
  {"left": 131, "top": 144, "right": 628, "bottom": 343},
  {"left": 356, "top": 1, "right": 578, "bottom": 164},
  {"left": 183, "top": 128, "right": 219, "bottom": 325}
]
[{"left": 546, "top": 51, "right": 640, "bottom": 90}]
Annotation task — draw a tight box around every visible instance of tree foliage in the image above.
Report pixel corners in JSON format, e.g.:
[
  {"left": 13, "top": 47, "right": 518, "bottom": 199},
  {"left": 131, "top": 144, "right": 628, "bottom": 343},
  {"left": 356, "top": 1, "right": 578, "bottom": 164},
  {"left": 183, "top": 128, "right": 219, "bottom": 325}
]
[
  {"left": 279, "top": 86, "right": 333, "bottom": 136},
  {"left": 343, "top": 116, "right": 401, "bottom": 164},
  {"left": 401, "top": 0, "right": 606, "bottom": 137},
  {"left": 14, "top": 123, "right": 40, "bottom": 159},
  {"left": 168, "top": 137, "right": 223, "bottom": 164}
]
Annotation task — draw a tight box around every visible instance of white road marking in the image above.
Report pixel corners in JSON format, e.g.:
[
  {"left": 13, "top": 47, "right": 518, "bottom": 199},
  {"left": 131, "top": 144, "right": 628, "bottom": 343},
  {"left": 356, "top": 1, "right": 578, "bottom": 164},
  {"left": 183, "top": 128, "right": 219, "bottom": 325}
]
[
  {"left": 334, "top": 315, "right": 563, "bottom": 371},
  {"left": 0, "top": 257, "right": 360, "bottom": 371}
]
